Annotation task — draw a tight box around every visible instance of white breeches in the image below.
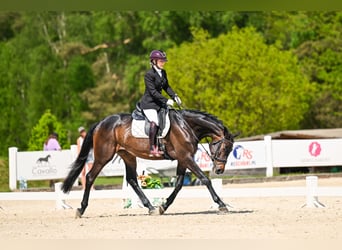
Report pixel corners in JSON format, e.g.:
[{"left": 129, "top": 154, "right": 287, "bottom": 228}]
[{"left": 143, "top": 109, "right": 159, "bottom": 126}]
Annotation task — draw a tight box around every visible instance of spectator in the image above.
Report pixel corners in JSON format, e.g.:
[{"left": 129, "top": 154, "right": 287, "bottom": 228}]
[
  {"left": 44, "top": 132, "right": 61, "bottom": 151},
  {"left": 77, "top": 126, "right": 94, "bottom": 190},
  {"left": 43, "top": 132, "right": 61, "bottom": 187}
]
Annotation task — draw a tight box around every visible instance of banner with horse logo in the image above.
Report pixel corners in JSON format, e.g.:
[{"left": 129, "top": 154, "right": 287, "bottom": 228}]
[{"left": 16, "top": 150, "right": 73, "bottom": 180}]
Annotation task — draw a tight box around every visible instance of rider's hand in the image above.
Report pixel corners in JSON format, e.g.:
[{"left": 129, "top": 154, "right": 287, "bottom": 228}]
[
  {"left": 166, "top": 99, "right": 174, "bottom": 107},
  {"left": 174, "top": 95, "right": 182, "bottom": 106}
]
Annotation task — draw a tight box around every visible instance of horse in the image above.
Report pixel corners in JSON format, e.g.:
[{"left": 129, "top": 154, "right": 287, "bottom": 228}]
[
  {"left": 62, "top": 109, "right": 236, "bottom": 218},
  {"left": 36, "top": 154, "right": 51, "bottom": 164}
]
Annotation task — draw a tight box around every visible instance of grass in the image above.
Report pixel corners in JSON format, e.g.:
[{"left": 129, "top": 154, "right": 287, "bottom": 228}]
[{"left": 94, "top": 176, "right": 123, "bottom": 186}]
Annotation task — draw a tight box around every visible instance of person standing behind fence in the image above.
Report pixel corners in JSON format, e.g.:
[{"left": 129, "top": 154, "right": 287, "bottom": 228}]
[
  {"left": 43, "top": 132, "right": 61, "bottom": 187},
  {"left": 43, "top": 132, "right": 61, "bottom": 151},
  {"left": 77, "top": 126, "right": 94, "bottom": 190}
]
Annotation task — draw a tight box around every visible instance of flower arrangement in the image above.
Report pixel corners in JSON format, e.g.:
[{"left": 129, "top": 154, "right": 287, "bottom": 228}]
[
  {"left": 123, "top": 171, "right": 164, "bottom": 208},
  {"left": 138, "top": 173, "right": 163, "bottom": 189}
]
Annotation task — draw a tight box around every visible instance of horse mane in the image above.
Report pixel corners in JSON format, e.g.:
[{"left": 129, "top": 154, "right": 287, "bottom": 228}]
[{"left": 180, "top": 109, "right": 226, "bottom": 129}]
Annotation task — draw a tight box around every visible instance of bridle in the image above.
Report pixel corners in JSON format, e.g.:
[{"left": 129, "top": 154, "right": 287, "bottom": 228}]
[
  {"left": 173, "top": 107, "right": 234, "bottom": 164},
  {"left": 202, "top": 136, "right": 234, "bottom": 164},
  {"left": 211, "top": 137, "right": 234, "bottom": 163}
]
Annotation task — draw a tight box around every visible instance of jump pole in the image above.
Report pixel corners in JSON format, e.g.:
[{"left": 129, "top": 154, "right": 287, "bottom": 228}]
[
  {"left": 302, "top": 175, "right": 325, "bottom": 208},
  {"left": 54, "top": 182, "right": 72, "bottom": 210}
]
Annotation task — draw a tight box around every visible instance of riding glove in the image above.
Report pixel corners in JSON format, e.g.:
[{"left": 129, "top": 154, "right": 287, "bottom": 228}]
[
  {"left": 174, "top": 95, "right": 182, "bottom": 106},
  {"left": 166, "top": 99, "right": 174, "bottom": 107}
]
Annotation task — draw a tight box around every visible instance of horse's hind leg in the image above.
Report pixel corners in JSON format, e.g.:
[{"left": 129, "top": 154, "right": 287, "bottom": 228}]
[
  {"left": 159, "top": 167, "right": 186, "bottom": 215},
  {"left": 76, "top": 160, "right": 104, "bottom": 218},
  {"left": 159, "top": 174, "right": 185, "bottom": 214}
]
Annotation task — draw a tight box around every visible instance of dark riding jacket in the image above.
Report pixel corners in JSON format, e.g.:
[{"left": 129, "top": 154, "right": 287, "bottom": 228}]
[{"left": 140, "top": 67, "right": 176, "bottom": 111}]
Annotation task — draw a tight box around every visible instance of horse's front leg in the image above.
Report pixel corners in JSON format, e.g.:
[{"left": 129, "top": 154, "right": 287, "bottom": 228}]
[
  {"left": 120, "top": 153, "right": 157, "bottom": 215},
  {"left": 159, "top": 173, "right": 185, "bottom": 215},
  {"left": 191, "top": 166, "right": 228, "bottom": 213},
  {"left": 126, "top": 177, "right": 157, "bottom": 215}
]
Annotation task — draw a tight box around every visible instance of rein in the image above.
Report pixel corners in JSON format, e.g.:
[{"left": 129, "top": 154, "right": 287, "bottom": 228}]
[
  {"left": 202, "top": 137, "right": 233, "bottom": 164},
  {"left": 172, "top": 106, "right": 233, "bottom": 164}
]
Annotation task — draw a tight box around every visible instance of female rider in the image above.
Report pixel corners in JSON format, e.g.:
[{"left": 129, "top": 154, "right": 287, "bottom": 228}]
[{"left": 140, "top": 50, "right": 182, "bottom": 157}]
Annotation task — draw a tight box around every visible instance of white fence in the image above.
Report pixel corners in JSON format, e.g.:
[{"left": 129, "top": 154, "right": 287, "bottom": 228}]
[
  {"left": 1, "top": 176, "right": 341, "bottom": 210},
  {"left": 8, "top": 137, "right": 342, "bottom": 191},
  {"left": 8, "top": 144, "right": 213, "bottom": 191}
]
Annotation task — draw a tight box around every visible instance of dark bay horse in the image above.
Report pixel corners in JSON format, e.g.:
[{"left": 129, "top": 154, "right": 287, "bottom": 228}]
[{"left": 62, "top": 109, "right": 235, "bottom": 218}]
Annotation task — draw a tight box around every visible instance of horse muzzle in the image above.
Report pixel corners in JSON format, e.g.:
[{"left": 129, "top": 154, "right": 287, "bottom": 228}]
[
  {"left": 215, "top": 168, "right": 224, "bottom": 175},
  {"left": 213, "top": 159, "right": 226, "bottom": 175}
]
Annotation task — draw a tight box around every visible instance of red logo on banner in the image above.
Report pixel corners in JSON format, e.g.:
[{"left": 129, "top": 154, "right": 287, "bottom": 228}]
[
  {"left": 308, "top": 141, "right": 321, "bottom": 157},
  {"left": 194, "top": 148, "right": 212, "bottom": 170}
]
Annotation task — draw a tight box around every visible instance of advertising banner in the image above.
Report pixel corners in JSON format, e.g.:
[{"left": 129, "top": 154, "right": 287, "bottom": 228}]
[
  {"left": 16, "top": 150, "right": 73, "bottom": 180},
  {"left": 226, "top": 141, "right": 267, "bottom": 169},
  {"left": 194, "top": 143, "right": 213, "bottom": 172},
  {"left": 272, "top": 139, "right": 342, "bottom": 167}
]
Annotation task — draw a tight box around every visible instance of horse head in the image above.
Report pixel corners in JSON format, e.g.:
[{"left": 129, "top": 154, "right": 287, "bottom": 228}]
[
  {"left": 178, "top": 109, "right": 237, "bottom": 175},
  {"left": 209, "top": 127, "right": 235, "bottom": 174}
]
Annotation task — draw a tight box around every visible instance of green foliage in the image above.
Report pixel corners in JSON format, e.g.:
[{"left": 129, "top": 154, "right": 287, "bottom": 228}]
[
  {"left": 0, "top": 41, "right": 29, "bottom": 154},
  {"left": 138, "top": 174, "right": 163, "bottom": 189},
  {"left": 28, "top": 109, "right": 69, "bottom": 151},
  {"left": 294, "top": 12, "right": 342, "bottom": 128},
  {"left": 0, "top": 157, "right": 10, "bottom": 192},
  {"left": 143, "top": 177, "right": 163, "bottom": 189},
  {"left": 167, "top": 27, "right": 313, "bottom": 136},
  {"left": 0, "top": 10, "right": 339, "bottom": 197},
  {"left": 0, "top": 12, "right": 20, "bottom": 41},
  {"left": 0, "top": 11, "right": 341, "bottom": 157},
  {"left": 67, "top": 56, "right": 95, "bottom": 92}
]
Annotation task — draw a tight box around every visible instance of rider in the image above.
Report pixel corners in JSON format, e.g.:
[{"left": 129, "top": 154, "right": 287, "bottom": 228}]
[{"left": 140, "top": 50, "right": 182, "bottom": 157}]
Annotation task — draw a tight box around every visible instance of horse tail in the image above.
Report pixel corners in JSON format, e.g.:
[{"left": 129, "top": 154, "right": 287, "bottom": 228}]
[{"left": 62, "top": 123, "right": 98, "bottom": 193}]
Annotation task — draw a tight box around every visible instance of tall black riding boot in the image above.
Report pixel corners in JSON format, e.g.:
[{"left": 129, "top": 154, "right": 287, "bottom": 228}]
[{"left": 149, "top": 122, "right": 163, "bottom": 157}]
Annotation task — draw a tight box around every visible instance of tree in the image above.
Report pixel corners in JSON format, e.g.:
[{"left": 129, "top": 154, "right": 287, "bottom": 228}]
[
  {"left": 165, "top": 27, "right": 313, "bottom": 137},
  {"left": 294, "top": 12, "right": 342, "bottom": 128},
  {"left": 0, "top": 11, "right": 340, "bottom": 157},
  {"left": 28, "top": 109, "right": 69, "bottom": 151},
  {"left": 0, "top": 12, "right": 21, "bottom": 42},
  {"left": 0, "top": 30, "right": 30, "bottom": 154}
]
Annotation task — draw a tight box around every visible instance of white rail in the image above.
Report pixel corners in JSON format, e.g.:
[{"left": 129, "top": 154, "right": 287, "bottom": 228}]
[{"left": 0, "top": 177, "right": 341, "bottom": 210}]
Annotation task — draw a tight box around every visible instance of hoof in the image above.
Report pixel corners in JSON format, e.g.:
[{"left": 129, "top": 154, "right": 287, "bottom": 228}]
[
  {"left": 159, "top": 205, "right": 165, "bottom": 215},
  {"left": 75, "top": 208, "right": 82, "bottom": 218},
  {"left": 218, "top": 206, "right": 229, "bottom": 214},
  {"left": 148, "top": 207, "right": 160, "bottom": 216}
]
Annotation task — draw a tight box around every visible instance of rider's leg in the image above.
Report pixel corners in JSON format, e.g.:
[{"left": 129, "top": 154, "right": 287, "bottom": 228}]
[
  {"left": 149, "top": 122, "right": 163, "bottom": 157},
  {"left": 143, "top": 109, "right": 163, "bottom": 157}
]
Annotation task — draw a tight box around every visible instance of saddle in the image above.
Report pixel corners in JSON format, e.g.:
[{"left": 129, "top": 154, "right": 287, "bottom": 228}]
[{"left": 131, "top": 103, "right": 171, "bottom": 139}]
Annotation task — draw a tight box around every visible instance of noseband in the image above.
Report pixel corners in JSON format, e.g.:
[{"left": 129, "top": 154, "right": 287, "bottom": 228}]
[{"left": 209, "top": 137, "right": 234, "bottom": 164}]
